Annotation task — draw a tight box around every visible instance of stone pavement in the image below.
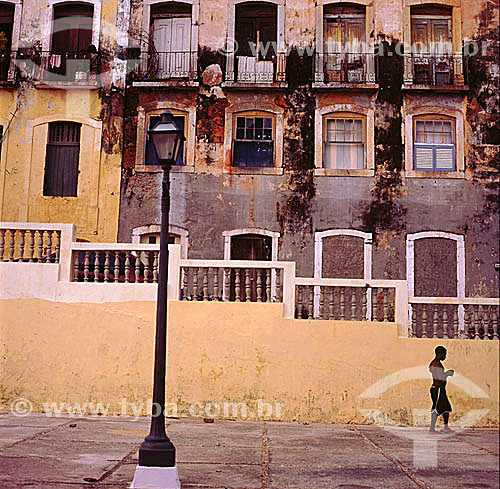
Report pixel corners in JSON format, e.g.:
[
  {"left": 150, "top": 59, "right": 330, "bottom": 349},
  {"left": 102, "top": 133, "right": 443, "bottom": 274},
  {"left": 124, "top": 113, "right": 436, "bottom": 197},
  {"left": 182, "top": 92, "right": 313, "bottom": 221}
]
[{"left": 0, "top": 412, "right": 498, "bottom": 489}]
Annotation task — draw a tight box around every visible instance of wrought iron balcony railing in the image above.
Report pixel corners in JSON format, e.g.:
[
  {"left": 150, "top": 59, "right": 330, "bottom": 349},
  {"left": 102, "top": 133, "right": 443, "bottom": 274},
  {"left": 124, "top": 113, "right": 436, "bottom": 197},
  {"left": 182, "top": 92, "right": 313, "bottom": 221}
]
[
  {"left": 404, "top": 53, "right": 466, "bottom": 87},
  {"left": 314, "top": 52, "right": 377, "bottom": 85},
  {"left": 133, "top": 50, "right": 198, "bottom": 81},
  {"left": 225, "top": 53, "right": 286, "bottom": 84},
  {"left": 0, "top": 51, "right": 17, "bottom": 82},
  {"left": 15, "top": 51, "right": 100, "bottom": 84}
]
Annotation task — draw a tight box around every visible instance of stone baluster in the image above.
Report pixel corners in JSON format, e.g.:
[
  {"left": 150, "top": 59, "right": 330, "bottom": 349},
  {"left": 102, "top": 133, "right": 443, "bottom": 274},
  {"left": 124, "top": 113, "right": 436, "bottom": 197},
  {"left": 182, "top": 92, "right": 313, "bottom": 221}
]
[
  {"left": 362, "top": 288, "right": 367, "bottom": 321},
  {"left": 114, "top": 251, "right": 120, "bottom": 282},
  {"left": 94, "top": 251, "right": 101, "bottom": 282},
  {"left": 296, "top": 286, "right": 303, "bottom": 318},
  {"left": 256, "top": 269, "right": 263, "bottom": 302},
  {"left": 319, "top": 287, "right": 324, "bottom": 320},
  {"left": 453, "top": 307, "right": 459, "bottom": 338},
  {"left": 0, "top": 229, "right": 5, "bottom": 261},
  {"left": 473, "top": 305, "right": 480, "bottom": 339},
  {"left": 73, "top": 252, "right": 80, "bottom": 281},
  {"left": 37, "top": 231, "right": 43, "bottom": 262},
  {"left": 83, "top": 251, "right": 90, "bottom": 282},
  {"left": 143, "top": 252, "right": 150, "bottom": 282},
  {"left": 265, "top": 269, "right": 271, "bottom": 302},
  {"left": 491, "top": 306, "right": 499, "bottom": 340},
  {"left": 411, "top": 305, "right": 417, "bottom": 337},
  {"left": 124, "top": 252, "right": 131, "bottom": 283},
  {"left": 192, "top": 267, "right": 199, "bottom": 300},
  {"left": 213, "top": 268, "right": 219, "bottom": 301},
  {"left": 340, "top": 287, "right": 345, "bottom": 320},
  {"left": 479, "top": 305, "right": 485, "bottom": 339},
  {"left": 351, "top": 289, "right": 357, "bottom": 321},
  {"left": 382, "top": 289, "right": 389, "bottom": 322},
  {"left": 235, "top": 269, "right": 241, "bottom": 302},
  {"left": 432, "top": 305, "right": 439, "bottom": 338},
  {"left": 307, "top": 286, "right": 314, "bottom": 319},
  {"left": 153, "top": 252, "right": 159, "bottom": 283},
  {"left": 224, "top": 268, "right": 230, "bottom": 302},
  {"left": 245, "top": 269, "right": 251, "bottom": 302},
  {"left": 421, "top": 304, "right": 428, "bottom": 338},
  {"left": 46, "top": 231, "right": 53, "bottom": 262},
  {"left": 55, "top": 231, "right": 61, "bottom": 263},
  {"left": 203, "top": 268, "right": 209, "bottom": 301},
  {"left": 19, "top": 230, "right": 26, "bottom": 262},
  {"left": 442, "top": 306, "right": 449, "bottom": 338},
  {"left": 104, "top": 251, "right": 110, "bottom": 282},
  {"left": 134, "top": 253, "right": 141, "bottom": 283},
  {"left": 28, "top": 230, "right": 35, "bottom": 262},
  {"left": 276, "top": 268, "right": 281, "bottom": 302},
  {"left": 181, "top": 267, "right": 188, "bottom": 299},
  {"left": 464, "top": 305, "right": 471, "bottom": 338},
  {"left": 328, "top": 288, "right": 334, "bottom": 320},
  {"left": 9, "top": 229, "right": 16, "bottom": 261},
  {"left": 372, "top": 289, "right": 378, "bottom": 322}
]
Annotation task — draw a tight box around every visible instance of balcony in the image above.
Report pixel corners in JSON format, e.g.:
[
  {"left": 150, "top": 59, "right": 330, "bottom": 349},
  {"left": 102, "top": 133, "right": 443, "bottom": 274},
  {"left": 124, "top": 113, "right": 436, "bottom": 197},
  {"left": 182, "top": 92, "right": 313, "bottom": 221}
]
[
  {"left": 132, "top": 50, "right": 198, "bottom": 87},
  {"left": 223, "top": 53, "right": 287, "bottom": 88},
  {"left": 403, "top": 53, "right": 467, "bottom": 90},
  {"left": 16, "top": 51, "right": 100, "bottom": 87},
  {"left": 313, "top": 52, "right": 377, "bottom": 88}
]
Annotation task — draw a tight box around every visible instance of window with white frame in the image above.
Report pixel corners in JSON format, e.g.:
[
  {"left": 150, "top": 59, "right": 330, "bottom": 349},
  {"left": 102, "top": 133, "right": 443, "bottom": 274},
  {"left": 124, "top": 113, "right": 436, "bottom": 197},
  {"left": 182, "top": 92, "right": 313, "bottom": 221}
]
[
  {"left": 233, "top": 114, "right": 274, "bottom": 168},
  {"left": 414, "top": 117, "right": 455, "bottom": 171},
  {"left": 323, "top": 116, "right": 365, "bottom": 169}
]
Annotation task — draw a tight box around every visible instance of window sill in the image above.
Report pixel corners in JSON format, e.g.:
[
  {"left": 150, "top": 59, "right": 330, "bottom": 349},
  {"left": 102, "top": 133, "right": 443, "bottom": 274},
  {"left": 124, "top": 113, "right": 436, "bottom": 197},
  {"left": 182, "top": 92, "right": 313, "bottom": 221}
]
[
  {"left": 314, "top": 168, "right": 374, "bottom": 177},
  {"left": 224, "top": 167, "right": 283, "bottom": 176},
  {"left": 312, "top": 82, "right": 379, "bottom": 91},
  {"left": 402, "top": 83, "right": 469, "bottom": 93},
  {"left": 135, "top": 165, "right": 195, "bottom": 173},
  {"left": 405, "top": 170, "right": 465, "bottom": 179},
  {"left": 222, "top": 81, "right": 287, "bottom": 89},
  {"left": 34, "top": 80, "right": 99, "bottom": 89}
]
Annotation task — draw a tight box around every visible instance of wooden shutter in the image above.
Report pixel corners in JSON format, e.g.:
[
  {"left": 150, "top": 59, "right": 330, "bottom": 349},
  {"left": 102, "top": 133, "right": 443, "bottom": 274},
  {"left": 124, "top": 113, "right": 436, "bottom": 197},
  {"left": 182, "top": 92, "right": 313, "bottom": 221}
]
[
  {"left": 43, "top": 122, "right": 81, "bottom": 197},
  {"left": 435, "top": 147, "right": 454, "bottom": 170},
  {"left": 414, "top": 146, "right": 434, "bottom": 170}
]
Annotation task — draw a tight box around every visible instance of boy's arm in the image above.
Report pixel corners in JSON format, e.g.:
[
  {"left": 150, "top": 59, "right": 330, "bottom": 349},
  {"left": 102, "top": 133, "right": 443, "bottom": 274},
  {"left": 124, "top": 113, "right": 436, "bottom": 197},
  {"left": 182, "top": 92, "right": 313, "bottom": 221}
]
[{"left": 445, "top": 369, "right": 455, "bottom": 377}]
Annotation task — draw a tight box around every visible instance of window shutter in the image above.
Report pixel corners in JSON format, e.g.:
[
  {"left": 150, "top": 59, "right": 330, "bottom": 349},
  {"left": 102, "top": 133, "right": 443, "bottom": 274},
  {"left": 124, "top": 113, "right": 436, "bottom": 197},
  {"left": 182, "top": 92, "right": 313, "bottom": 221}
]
[
  {"left": 414, "top": 146, "right": 434, "bottom": 170},
  {"left": 435, "top": 146, "right": 454, "bottom": 170}
]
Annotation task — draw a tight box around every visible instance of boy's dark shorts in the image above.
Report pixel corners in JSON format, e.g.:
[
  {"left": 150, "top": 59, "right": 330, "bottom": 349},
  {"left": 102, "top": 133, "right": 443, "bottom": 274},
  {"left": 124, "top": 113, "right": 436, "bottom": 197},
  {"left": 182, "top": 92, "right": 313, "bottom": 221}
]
[{"left": 430, "top": 386, "right": 452, "bottom": 415}]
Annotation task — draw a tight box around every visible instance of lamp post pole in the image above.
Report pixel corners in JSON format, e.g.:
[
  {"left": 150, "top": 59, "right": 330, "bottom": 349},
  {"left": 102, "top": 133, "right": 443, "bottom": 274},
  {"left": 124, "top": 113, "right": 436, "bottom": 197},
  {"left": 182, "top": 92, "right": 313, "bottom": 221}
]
[
  {"left": 132, "top": 111, "right": 183, "bottom": 489},
  {"left": 137, "top": 160, "right": 175, "bottom": 467}
]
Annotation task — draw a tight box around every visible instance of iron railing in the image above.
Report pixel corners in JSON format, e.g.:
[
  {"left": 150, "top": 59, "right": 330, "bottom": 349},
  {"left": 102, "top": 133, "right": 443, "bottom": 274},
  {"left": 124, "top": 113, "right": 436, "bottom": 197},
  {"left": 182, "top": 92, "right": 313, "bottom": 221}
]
[
  {"left": 15, "top": 51, "right": 100, "bottom": 83},
  {"left": 404, "top": 53, "right": 466, "bottom": 86},
  {"left": 225, "top": 53, "right": 286, "bottom": 84},
  {"left": 314, "top": 52, "right": 377, "bottom": 84},
  {"left": 0, "top": 51, "right": 16, "bottom": 82},
  {"left": 133, "top": 50, "right": 198, "bottom": 81}
]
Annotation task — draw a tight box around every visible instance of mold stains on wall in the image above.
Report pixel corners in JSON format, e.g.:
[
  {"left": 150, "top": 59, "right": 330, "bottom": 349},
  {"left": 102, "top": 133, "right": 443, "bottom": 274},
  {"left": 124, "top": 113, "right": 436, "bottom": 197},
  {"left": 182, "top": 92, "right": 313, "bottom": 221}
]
[{"left": 361, "top": 39, "right": 406, "bottom": 241}]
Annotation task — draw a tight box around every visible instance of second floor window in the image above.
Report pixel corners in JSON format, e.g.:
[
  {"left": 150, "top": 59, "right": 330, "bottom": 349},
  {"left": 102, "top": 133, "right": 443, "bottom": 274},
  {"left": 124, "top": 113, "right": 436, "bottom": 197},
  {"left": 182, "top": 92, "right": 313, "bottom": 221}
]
[
  {"left": 414, "top": 118, "right": 455, "bottom": 171},
  {"left": 52, "top": 4, "right": 93, "bottom": 54},
  {"left": 43, "top": 122, "right": 81, "bottom": 197},
  {"left": 233, "top": 115, "right": 274, "bottom": 168},
  {"left": 323, "top": 117, "right": 365, "bottom": 169},
  {"left": 324, "top": 3, "right": 366, "bottom": 83}
]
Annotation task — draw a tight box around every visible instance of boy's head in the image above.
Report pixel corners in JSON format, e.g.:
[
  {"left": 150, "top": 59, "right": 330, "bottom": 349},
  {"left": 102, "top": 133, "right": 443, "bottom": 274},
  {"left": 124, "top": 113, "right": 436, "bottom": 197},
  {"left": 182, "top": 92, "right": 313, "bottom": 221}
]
[{"left": 435, "top": 345, "right": 447, "bottom": 360}]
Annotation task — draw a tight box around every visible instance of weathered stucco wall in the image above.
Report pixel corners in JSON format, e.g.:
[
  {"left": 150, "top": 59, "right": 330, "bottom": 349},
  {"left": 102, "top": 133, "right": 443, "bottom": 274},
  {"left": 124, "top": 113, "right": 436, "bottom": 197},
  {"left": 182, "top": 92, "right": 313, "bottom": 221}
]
[
  {"left": 1, "top": 299, "right": 498, "bottom": 426},
  {"left": 118, "top": 0, "right": 499, "bottom": 297}
]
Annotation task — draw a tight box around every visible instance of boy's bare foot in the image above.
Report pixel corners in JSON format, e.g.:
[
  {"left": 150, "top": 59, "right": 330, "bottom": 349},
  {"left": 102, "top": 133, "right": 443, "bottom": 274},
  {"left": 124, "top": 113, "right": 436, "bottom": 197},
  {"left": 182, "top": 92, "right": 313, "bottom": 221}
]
[
  {"left": 442, "top": 427, "right": 454, "bottom": 433},
  {"left": 428, "top": 429, "right": 442, "bottom": 434}
]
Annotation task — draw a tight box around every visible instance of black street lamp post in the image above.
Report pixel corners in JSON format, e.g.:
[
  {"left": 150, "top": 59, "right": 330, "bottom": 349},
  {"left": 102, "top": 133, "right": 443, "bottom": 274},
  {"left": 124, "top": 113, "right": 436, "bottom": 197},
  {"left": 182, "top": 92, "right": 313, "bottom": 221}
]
[{"left": 137, "top": 111, "right": 184, "bottom": 470}]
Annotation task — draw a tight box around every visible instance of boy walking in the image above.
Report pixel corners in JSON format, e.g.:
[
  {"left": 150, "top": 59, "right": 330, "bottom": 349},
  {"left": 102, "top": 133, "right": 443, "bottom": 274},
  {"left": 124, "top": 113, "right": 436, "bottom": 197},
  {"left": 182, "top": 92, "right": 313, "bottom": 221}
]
[{"left": 428, "top": 346, "right": 454, "bottom": 434}]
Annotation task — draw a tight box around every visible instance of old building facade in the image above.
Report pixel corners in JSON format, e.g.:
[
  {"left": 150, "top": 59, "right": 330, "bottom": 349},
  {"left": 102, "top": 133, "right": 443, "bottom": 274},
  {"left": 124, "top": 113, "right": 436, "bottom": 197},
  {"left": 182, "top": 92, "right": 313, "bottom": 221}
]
[
  {"left": 119, "top": 0, "right": 499, "bottom": 299},
  {"left": 0, "top": 0, "right": 498, "bottom": 297}
]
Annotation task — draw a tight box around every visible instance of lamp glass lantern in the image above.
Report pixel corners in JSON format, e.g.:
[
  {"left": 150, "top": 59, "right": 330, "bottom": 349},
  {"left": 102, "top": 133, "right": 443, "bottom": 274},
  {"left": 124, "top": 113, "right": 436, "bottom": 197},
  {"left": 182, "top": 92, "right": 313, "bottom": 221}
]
[{"left": 148, "top": 111, "right": 185, "bottom": 165}]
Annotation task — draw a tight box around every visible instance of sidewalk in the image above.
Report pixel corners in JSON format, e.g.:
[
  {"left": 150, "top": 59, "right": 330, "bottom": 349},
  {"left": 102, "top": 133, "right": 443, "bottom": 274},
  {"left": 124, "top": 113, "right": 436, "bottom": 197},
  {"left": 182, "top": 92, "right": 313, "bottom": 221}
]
[{"left": 0, "top": 412, "right": 498, "bottom": 489}]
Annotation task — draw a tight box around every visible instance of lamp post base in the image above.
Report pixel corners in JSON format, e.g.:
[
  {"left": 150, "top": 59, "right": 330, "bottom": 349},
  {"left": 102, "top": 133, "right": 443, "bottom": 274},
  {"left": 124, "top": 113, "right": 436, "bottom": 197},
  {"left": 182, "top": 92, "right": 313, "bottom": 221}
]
[{"left": 130, "top": 465, "right": 181, "bottom": 489}]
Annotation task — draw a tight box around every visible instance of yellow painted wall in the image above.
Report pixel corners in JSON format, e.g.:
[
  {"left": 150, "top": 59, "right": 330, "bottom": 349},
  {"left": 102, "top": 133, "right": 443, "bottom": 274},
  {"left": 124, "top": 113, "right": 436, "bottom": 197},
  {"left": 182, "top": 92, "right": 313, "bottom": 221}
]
[{"left": 1, "top": 299, "right": 498, "bottom": 426}]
